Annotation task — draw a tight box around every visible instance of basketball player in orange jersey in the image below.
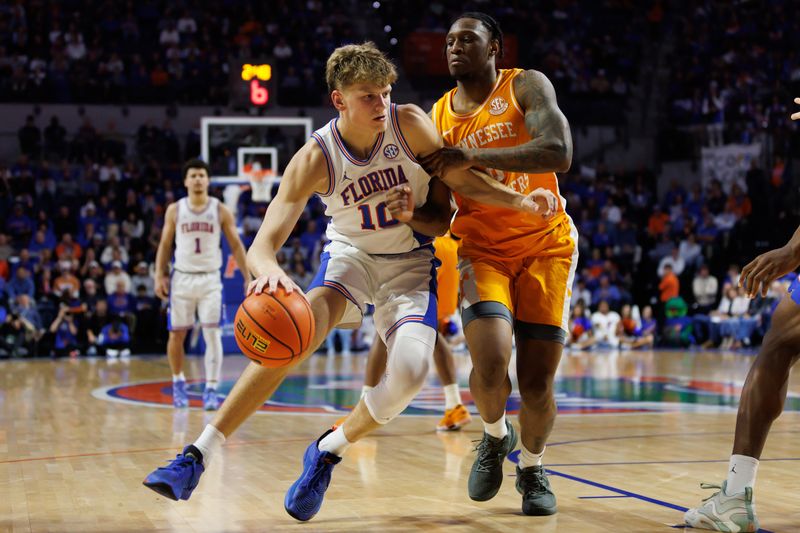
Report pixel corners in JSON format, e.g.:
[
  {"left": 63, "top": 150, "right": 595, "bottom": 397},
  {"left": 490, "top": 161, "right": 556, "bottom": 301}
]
[
  {"left": 144, "top": 42, "right": 557, "bottom": 521},
  {"left": 344, "top": 230, "right": 473, "bottom": 432},
  {"left": 422, "top": 12, "right": 577, "bottom": 516},
  {"left": 684, "top": 98, "right": 800, "bottom": 532},
  {"left": 154, "top": 159, "right": 251, "bottom": 410}
]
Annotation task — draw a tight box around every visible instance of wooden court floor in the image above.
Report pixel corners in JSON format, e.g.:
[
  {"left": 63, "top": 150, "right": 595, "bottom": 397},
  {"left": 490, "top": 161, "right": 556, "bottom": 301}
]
[{"left": 2, "top": 349, "right": 799, "bottom": 532}]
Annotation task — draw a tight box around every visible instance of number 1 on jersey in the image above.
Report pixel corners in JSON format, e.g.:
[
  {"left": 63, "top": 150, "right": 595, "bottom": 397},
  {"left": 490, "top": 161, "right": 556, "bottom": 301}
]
[
  {"left": 358, "top": 202, "right": 399, "bottom": 231},
  {"left": 194, "top": 237, "right": 201, "bottom": 254}
]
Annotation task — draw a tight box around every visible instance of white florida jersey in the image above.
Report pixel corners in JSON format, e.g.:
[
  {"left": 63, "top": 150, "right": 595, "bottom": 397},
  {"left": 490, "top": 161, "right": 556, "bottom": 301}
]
[
  {"left": 173, "top": 196, "right": 222, "bottom": 273},
  {"left": 311, "top": 104, "right": 432, "bottom": 254}
]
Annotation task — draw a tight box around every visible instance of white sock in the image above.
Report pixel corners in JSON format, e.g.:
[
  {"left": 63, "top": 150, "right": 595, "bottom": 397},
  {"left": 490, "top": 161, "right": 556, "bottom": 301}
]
[
  {"left": 482, "top": 413, "right": 508, "bottom": 439},
  {"left": 518, "top": 444, "right": 545, "bottom": 469},
  {"left": 318, "top": 426, "right": 351, "bottom": 457},
  {"left": 206, "top": 380, "right": 218, "bottom": 390},
  {"left": 726, "top": 454, "right": 759, "bottom": 495},
  {"left": 193, "top": 424, "right": 226, "bottom": 465},
  {"left": 173, "top": 372, "right": 186, "bottom": 383},
  {"left": 443, "top": 383, "right": 461, "bottom": 410},
  {"left": 360, "top": 385, "right": 373, "bottom": 399}
]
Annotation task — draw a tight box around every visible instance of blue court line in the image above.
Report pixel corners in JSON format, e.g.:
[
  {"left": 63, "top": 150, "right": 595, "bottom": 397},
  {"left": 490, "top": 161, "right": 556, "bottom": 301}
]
[
  {"left": 543, "top": 457, "right": 800, "bottom": 467},
  {"left": 546, "top": 429, "right": 800, "bottom": 449},
  {"left": 547, "top": 469, "right": 774, "bottom": 533},
  {"left": 578, "top": 495, "right": 630, "bottom": 499}
]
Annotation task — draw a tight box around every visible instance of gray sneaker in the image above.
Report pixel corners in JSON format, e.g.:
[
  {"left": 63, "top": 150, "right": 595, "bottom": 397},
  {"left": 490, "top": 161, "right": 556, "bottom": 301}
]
[
  {"left": 684, "top": 481, "right": 758, "bottom": 532},
  {"left": 468, "top": 420, "right": 518, "bottom": 501},
  {"left": 516, "top": 465, "right": 557, "bottom": 515}
]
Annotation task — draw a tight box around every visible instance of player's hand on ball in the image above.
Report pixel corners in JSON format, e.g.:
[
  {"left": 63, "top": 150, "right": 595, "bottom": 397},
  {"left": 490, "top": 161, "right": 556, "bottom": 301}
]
[
  {"left": 248, "top": 267, "right": 300, "bottom": 295},
  {"left": 792, "top": 97, "right": 800, "bottom": 121},
  {"left": 386, "top": 185, "right": 415, "bottom": 223},
  {"left": 154, "top": 274, "right": 170, "bottom": 300},
  {"left": 521, "top": 187, "right": 558, "bottom": 219}
]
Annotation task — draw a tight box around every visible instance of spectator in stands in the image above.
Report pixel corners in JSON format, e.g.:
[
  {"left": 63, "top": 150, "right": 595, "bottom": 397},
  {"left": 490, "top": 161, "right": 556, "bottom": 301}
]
[
  {"left": 98, "top": 316, "right": 131, "bottom": 359},
  {"left": 678, "top": 233, "right": 703, "bottom": 270},
  {"left": 55, "top": 233, "right": 82, "bottom": 261},
  {"left": 692, "top": 265, "right": 718, "bottom": 313},
  {"left": 130, "top": 262, "right": 154, "bottom": 297},
  {"left": 7, "top": 266, "right": 34, "bottom": 300},
  {"left": 9, "top": 293, "right": 43, "bottom": 356},
  {"left": 104, "top": 261, "right": 131, "bottom": 295},
  {"left": 592, "top": 276, "right": 623, "bottom": 311},
  {"left": 619, "top": 304, "right": 655, "bottom": 349},
  {"left": 49, "top": 303, "right": 79, "bottom": 357},
  {"left": 84, "top": 298, "right": 110, "bottom": 356},
  {"left": 647, "top": 205, "right": 670, "bottom": 237},
  {"left": 107, "top": 280, "right": 135, "bottom": 332},
  {"left": 52, "top": 261, "right": 80, "bottom": 298},
  {"left": 5, "top": 204, "right": 33, "bottom": 248},
  {"left": 568, "top": 300, "right": 596, "bottom": 350},
  {"left": 571, "top": 278, "right": 592, "bottom": 310},
  {"left": 659, "top": 264, "right": 680, "bottom": 303},
  {"left": 82, "top": 278, "right": 103, "bottom": 312},
  {"left": 100, "top": 236, "right": 129, "bottom": 267},
  {"left": 658, "top": 247, "right": 686, "bottom": 277},
  {"left": 591, "top": 300, "right": 621, "bottom": 348}
]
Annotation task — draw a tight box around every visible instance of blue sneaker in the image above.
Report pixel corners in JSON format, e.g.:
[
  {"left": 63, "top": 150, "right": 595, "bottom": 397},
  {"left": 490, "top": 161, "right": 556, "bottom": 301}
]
[
  {"left": 284, "top": 431, "right": 342, "bottom": 521},
  {"left": 173, "top": 380, "right": 188, "bottom": 408},
  {"left": 203, "top": 387, "right": 220, "bottom": 411},
  {"left": 143, "top": 445, "right": 205, "bottom": 500}
]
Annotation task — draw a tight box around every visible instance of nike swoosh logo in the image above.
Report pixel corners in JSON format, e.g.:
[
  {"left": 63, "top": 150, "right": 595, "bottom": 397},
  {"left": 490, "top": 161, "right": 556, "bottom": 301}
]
[{"left": 442, "top": 127, "right": 456, "bottom": 137}]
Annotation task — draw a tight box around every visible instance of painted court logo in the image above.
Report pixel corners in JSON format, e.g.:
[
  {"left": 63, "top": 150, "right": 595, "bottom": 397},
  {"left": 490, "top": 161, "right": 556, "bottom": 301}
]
[
  {"left": 383, "top": 144, "right": 399, "bottom": 159},
  {"left": 488, "top": 97, "right": 509, "bottom": 116}
]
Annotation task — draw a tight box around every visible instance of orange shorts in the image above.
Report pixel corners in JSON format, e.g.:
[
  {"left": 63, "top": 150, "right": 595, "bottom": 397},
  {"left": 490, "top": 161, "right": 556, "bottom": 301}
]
[
  {"left": 434, "top": 234, "right": 459, "bottom": 325},
  {"left": 458, "top": 216, "right": 578, "bottom": 343}
]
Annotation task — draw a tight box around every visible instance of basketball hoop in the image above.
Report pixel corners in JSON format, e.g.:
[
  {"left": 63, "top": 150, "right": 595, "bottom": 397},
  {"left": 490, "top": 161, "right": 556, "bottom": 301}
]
[{"left": 243, "top": 162, "right": 276, "bottom": 202}]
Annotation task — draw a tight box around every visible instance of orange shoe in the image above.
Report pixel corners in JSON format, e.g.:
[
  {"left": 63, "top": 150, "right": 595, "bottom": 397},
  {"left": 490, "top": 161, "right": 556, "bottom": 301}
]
[
  {"left": 332, "top": 414, "right": 348, "bottom": 430},
  {"left": 436, "top": 404, "right": 472, "bottom": 431}
]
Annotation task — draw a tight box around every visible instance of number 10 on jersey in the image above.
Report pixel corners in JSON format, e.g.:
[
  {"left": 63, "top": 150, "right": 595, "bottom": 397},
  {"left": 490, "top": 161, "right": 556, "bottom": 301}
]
[{"left": 358, "top": 202, "right": 399, "bottom": 230}]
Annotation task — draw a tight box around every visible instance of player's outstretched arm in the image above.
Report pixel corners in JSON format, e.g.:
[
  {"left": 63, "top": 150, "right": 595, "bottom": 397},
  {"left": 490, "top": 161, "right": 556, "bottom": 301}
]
[
  {"left": 247, "top": 141, "right": 328, "bottom": 295},
  {"left": 740, "top": 224, "right": 800, "bottom": 298},
  {"left": 154, "top": 203, "right": 177, "bottom": 300},
  {"left": 398, "top": 104, "right": 557, "bottom": 218},
  {"left": 220, "top": 204, "right": 253, "bottom": 294},
  {"left": 792, "top": 97, "right": 800, "bottom": 121},
  {"left": 421, "top": 70, "right": 572, "bottom": 176}
]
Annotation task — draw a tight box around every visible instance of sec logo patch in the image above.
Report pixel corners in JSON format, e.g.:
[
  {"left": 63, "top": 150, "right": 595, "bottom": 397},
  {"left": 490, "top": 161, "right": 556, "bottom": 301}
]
[
  {"left": 488, "top": 97, "right": 509, "bottom": 116},
  {"left": 383, "top": 144, "right": 399, "bottom": 159}
]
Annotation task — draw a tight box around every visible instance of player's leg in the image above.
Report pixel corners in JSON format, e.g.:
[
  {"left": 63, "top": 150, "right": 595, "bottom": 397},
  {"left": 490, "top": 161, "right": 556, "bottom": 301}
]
[
  {"left": 285, "top": 248, "right": 436, "bottom": 521},
  {"left": 459, "top": 257, "right": 517, "bottom": 501},
  {"left": 143, "top": 286, "right": 347, "bottom": 501},
  {"left": 167, "top": 273, "right": 196, "bottom": 408},
  {"left": 512, "top": 224, "right": 577, "bottom": 516},
  {"left": 433, "top": 333, "right": 472, "bottom": 431},
  {"left": 198, "top": 277, "right": 224, "bottom": 410},
  {"left": 685, "top": 293, "right": 800, "bottom": 532}
]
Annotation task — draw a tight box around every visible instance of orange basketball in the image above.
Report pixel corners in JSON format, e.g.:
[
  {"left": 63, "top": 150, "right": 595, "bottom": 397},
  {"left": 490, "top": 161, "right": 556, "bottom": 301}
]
[{"left": 234, "top": 288, "right": 315, "bottom": 368}]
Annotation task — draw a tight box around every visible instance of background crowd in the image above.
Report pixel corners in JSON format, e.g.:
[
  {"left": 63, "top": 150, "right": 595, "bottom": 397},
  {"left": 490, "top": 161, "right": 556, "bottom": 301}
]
[{"left": 0, "top": 0, "right": 798, "bottom": 357}]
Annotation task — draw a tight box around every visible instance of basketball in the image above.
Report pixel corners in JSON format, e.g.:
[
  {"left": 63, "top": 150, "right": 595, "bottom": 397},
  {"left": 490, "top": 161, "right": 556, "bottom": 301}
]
[{"left": 234, "top": 289, "right": 315, "bottom": 368}]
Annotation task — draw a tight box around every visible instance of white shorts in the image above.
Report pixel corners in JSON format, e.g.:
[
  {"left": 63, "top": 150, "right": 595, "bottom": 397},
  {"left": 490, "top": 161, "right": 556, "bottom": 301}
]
[
  {"left": 307, "top": 240, "right": 438, "bottom": 340},
  {"left": 168, "top": 270, "right": 223, "bottom": 331}
]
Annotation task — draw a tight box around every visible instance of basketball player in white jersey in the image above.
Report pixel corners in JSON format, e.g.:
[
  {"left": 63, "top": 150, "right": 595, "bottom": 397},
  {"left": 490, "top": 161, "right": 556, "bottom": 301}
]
[
  {"left": 154, "top": 159, "right": 250, "bottom": 410},
  {"left": 144, "top": 43, "right": 558, "bottom": 519}
]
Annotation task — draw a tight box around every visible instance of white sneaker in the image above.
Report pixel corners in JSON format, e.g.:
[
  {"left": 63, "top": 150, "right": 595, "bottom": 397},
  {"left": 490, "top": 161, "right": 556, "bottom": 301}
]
[{"left": 684, "top": 481, "right": 758, "bottom": 532}]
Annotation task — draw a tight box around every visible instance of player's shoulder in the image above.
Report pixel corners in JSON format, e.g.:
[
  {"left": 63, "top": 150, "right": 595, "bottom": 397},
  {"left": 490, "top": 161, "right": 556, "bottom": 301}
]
[
  {"left": 394, "top": 103, "right": 441, "bottom": 156},
  {"left": 512, "top": 69, "right": 557, "bottom": 97},
  {"left": 395, "top": 103, "right": 429, "bottom": 125}
]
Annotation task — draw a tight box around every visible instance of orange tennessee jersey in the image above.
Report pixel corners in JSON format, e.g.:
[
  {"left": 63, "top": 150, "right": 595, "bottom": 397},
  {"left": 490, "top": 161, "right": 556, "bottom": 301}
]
[{"left": 431, "top": 68, "right": 567, "bottom": 259}]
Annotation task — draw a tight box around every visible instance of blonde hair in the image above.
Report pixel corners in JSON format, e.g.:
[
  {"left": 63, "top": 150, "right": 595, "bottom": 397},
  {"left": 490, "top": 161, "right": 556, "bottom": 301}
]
[{"left": 325, "top": 42, "right": 397, "bottom": 92}]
